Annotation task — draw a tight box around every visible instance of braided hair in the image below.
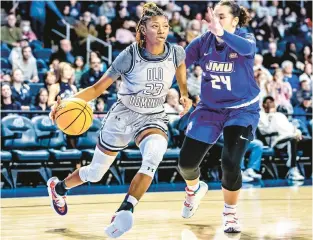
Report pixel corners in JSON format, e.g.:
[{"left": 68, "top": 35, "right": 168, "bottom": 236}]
[{"left": 135, "top": 2, "right": 167, "bottom": 48}]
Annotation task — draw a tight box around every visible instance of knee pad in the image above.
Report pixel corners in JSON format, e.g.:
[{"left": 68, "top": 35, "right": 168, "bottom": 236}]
[
  {"left": 138, "top": 134, "right": 168, "bottom": 178},
  {"left": 221, "top": 167, "right": 242, "bottom": 191},
  {"left": 79, "top": 146, "right": 116, "bottom": 182}
]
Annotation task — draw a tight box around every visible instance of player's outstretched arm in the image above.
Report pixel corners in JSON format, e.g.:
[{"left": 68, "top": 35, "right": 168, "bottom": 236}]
[{"left": 72, "top": 73, "right": 115, "bottom": 102}]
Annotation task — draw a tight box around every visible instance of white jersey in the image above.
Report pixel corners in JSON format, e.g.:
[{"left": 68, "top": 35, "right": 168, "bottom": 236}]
[{"left": 118, "top": 43, "right": 178, "bottom": 114}]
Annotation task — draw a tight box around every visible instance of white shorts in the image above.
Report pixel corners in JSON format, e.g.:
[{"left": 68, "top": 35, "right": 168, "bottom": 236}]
[{"left": 98, "top": 100, "right": 169, "bottom": 152}]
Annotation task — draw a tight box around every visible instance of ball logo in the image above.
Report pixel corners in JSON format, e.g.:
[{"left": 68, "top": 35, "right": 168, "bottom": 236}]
[
  {"left": 56, "top": 103, "right": 66, "bottom": 111},
  {"left": 12, "top": 118, "right": 24, "bottom": 128}
]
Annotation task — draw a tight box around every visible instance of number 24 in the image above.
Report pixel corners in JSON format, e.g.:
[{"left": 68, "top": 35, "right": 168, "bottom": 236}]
[{"left": 211, "top": 75, "right": 232, "bottom": 91}]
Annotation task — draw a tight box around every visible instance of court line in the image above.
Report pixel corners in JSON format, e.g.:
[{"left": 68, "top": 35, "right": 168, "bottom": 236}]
[{"left": 1, "top": 198, "right": 311, "bottom": 209}]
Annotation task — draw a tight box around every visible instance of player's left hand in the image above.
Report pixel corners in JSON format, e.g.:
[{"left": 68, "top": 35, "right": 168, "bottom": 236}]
[
  {"left": 179, "top": 96, "right": 192, "bottom": 117},
  {"left": 202, "top": 7, "right": 224, "bottom": 37}
]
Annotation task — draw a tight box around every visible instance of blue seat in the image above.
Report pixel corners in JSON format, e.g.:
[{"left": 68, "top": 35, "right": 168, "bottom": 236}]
[
  {"left": 76, "top": 118, "right": 122, "bottom": 184},
  {"left": 36, "top": 58, "right": 48, "bottom": 71},
  {"left": 31, "top": 115, "right": 82, "bottom": 178},
  {"left": 1, "top": 48, "right": 11, "bottom": 58},
  {"left": 1, "top": 58, "right": 11, "bottom": 69},
  {"left": 1, "top": 116, "right": 50, "bottom": 187},
  {"left": 33, "top": 48, "right": 52, "bottom": 63},
  {"left": 29, "top": 40, "right": 43, "bottom": 50}
]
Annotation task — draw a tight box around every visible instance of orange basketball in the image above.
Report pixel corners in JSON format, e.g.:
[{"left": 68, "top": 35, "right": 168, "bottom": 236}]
[{"left": 55, "top": 98, "right": 93, "bottom": 135}]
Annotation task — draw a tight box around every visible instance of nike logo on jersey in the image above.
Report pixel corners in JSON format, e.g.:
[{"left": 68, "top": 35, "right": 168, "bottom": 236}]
[{"left": 239, "top": 135, "right": 249, "bottom": 141}]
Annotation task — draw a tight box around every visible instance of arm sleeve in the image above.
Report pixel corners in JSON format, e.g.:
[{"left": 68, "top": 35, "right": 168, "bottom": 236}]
[
  {"left": 185, "top": 36, "right": 201, "bottom": 68},
  {"left": 106, "top": 47, "right": 133, "bottom": 80},
  {"left": 220, "top": 31, "right": 256, "bottom": 56},
  {"left": 173, "top": 45, "right": 186, "bottom": 67}
]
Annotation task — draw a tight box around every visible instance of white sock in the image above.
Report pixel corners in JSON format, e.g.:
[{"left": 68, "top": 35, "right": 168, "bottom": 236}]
[
  {"left": 126, "top": 195, "right": 138, "bottom": 207},
  {"left": 224, "top": 203, "right": 237, "bottom": 214},
  {"left": 187, "top": 182, "right": 200, "bottom": 192}
]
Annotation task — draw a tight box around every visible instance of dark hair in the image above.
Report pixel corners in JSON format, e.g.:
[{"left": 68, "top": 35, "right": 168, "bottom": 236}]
[
  {"left": 217, "top": 0, "right": 251, "bottom": 27},
  {"left": 22, "top": 46, "right": 31, "bottom": 54},
  {"left": 136, "top": 2, "right": 167, "bottom": 48},
  {"left": 35, "top": 88, "right": 48, "bottom": 106}
]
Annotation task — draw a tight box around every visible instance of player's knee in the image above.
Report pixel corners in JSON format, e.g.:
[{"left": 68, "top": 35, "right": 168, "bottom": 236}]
[
  {"left": 79, "top": 147, "right": 116, "bottom": 182},
  {"left": 222, "top": 168, "right": 242, "bottom": 191},
  {"left": 178, "top": 149, "right": 200, "bottom": 180},
  {"left": 138, "top": 134, "right": 167, "bottom": 178}
]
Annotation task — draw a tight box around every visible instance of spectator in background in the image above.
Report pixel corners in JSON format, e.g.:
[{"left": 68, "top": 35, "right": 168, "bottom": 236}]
[
  {"left": 254, "top": 54, "right": 272, "bottom": 81},
  {"left": 130, "top": 4, "right": 143, "bottom": 23},
  {"left": 115, "top": 20, "right": 136, "bottom": 49},
  {"left": 20, "top": 20, "right": 37, "bottom": 42},
  {"left": 294, "top": 79, "right": 312, "bottom": 107},
  {"left": 101, "top": 23, "right": 116, "bottom": 45},
  {"left": 266, "top": 68, "right": 293, "bottom": 114},
  {"left": 111, "top": 6, "right": 130, "bottom": 35},
  {"left": 84, "top": 51, "right": 107, "bottom": 73},
  {"left": 293, "top": 94, "right": 312, "bottom": 138},
  {"left": 169, "top": 11, "right": 187, "bottom": 38},
  {"left": 164, "top": 88, "right": 183, "bottom": 122},
  {"left": 74, "top": 11, "right": 98, "bottom": 52},
  {"left": 50, "top": 39, "right": 76, "bottom": 65},
  {"left": 48, "top": 62, "right": 77, "bottom": 106},
  {"left": 185, "top": 19, "right": 201, "bottom": 44},
  {"left": 181, "top": 4, "right": 193, "bottom": 20},
  {"left": 282, "top": 60, "right": 300, "bottom": 94},
  {"left": 187, "top": 65, "right": 202, "bottom": 97},
  {"left": 13, "top": 46, "right": 39, "bottom": 83},
  {"left": 11, "top": 69, "right": 32, "bottom": 110},
  {"left": 1, "top": 83, "right": 22, "bottom": 116},
  {"left": 259, "top": 96, "right": 304, "bottom": 181},
  {"left": 63, "top": 0, "right": 81, "bottom": 23},
  {"left": 31, "top": 88, "right": 50, "bottom": 111},
  {"left": 73, "top": 56, "right": 85, "bottom": 88},
  {"left": 255, "top": 70, "right": 271, "bottom": 103},
  {"left": 299, "top": 63, "right": 312, "bottom": 85},
  {"left": 29, "top": 0, "right": 66, "bottom": 44},
  {"left": 258, "top": 16, "right": 281, "bottom": 43},
  {"left": 281, "top": 42, "right": 298, "bottom": 66},
  {"left": 241, "top": 139, "right": 263, "bottom": 182},
  {"left": 98, "top": 1, "right": 116, "bottom": 23},
  {"left": 299, "top": 45, "right": 312, "bottom": 64},
  {"left": 94, "top": 97, "right": 106, "bottom": 119},
  {"left": 263, "top": 42, "right": 281, "bottom": 70},
  {"left": 8, "top": 38, "right": 30, "bottom": 64},
  {"left": 1, "top": 74, "right": 11, "bottom": 83},
  {"left": 80, "top": 57, "right": 104, "bottom": 89},
  {"left": 1, "top": 13, "right": 22, "bottom": 47},
  {"left": 44, "top": 71, "right": 57, "bottom": 93},
  {"left": 96, "top": 15, "right": 109, "bottom": 37}
]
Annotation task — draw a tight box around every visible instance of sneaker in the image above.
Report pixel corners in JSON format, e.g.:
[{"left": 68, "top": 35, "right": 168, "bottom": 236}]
[
  {"left": 241, "top": 171, "right": 253, "bottom": 183},
  {"left": 245, "top": 168, "right": 262, "bottom": 180},
  {"left": 182, "top": 181, "right": 208, "bottom": 218},
  {"left": 47, "top": 177, "right": 68, "bottom": 216},
  {"left": 104, "top": 210, "right": 134, "bottom": 238},
  {"left": 223, "top": 212, "right": 241, "bottom": 233},
  {"left": 286, "top": 167, "right": 305, "bottom": 181}
]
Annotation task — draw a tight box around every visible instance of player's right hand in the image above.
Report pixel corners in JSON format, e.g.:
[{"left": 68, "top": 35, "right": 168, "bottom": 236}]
[{"left": 49, "top": 96, "right": 61, "bottom": 124}]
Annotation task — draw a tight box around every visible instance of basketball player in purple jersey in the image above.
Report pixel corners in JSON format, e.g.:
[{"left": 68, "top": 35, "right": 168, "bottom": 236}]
[{"left": 178, "top": 0, "right": 260, "bottom": 233}]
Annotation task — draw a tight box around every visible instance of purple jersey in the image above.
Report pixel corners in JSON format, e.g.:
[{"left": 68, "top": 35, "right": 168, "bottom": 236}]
[{"left": 185, "top": 29, "right": 260, "bottom": 108}]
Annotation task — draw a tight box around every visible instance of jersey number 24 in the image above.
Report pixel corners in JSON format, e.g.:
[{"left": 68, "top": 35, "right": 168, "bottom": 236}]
[{"left": 211, "top": 74, "right": 232, "bottom": 91}]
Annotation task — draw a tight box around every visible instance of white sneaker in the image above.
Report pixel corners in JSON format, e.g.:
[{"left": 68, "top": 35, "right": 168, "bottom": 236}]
[
  {"left": 47, "top": 177, "right": 68, "bottom": 216},
  {"left": 105, "top": 210, "right": 134, "bottom": 238},
  {"left": 182, "top": 181, "right": 208, "bottom": 218},
  {"left": 286, "top": 167, "right": 305, "bottom": 181},
  {"left": 245, "top": 168, "right": 262, "bottom": 180},
  {"left": 223, "top": 211, "right": 241, "bottom": 233},
  {"left": 241, "top": 171, "right": 253, "bottom": 183}
]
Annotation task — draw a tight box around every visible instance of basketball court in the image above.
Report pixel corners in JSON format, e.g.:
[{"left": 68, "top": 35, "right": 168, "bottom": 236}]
[{"left": 1, "top": 186, "right": 312, "bottom": 240}]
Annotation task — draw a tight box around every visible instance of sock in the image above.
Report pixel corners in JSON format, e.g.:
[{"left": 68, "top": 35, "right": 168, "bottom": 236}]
[
  {"left": 187, "top": 182, "right": 200, "bottom": 192},
  {"left": 224, "top": 203, "right": 237, "bottom": 214},
  {"left": 55, "top": 181, "right": 68, "bottom": 196},
  {"left": 117, "top": 195, "right": 138, "bottom": 213}
]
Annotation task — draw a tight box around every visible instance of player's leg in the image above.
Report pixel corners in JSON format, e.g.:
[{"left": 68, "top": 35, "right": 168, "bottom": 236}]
[
  {"left": 221, "top": 125, "right": 252, "bottom": 233},
  {"left": 178, "top": 107, "right": 223, "bottom": 218},
  {"left": 178, "top": 137, "right": 213, "bottom": 218},
  {"left": 105, "top": 128, "right": 168, "bottom": 238}
]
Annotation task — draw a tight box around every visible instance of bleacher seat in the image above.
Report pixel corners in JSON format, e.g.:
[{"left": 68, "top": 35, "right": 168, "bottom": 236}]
[
  {"left": 29, "top": 83, "right": 45, "bottom": 97},
  {"left": 29, "top": 40, "right": 43, "bottom": 50},
  {"left": 76, "top": 118, "right": 122, "bottom": 184},
  {"left": 1, "top": 116, "right": 50, "bottom": 188},
  {"left": 1, "top": 58, "right": 11, "bottom": 70},
  {"left": 33, "top": 48, "right": 53, "bottom": 63},
  {"left": 36, "top": 59, "right": 48, "bottom": 71},
  {"left": 31, "top": 115, "right": 82, "bottom": 178},
  {"left": 38, "top": 70, "right": 47, "bottom": 83}
]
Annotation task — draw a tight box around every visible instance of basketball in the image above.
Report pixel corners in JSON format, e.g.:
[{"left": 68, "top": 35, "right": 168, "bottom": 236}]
[{"left": 55, "top": 98, "right": 93, "bottom": 135}]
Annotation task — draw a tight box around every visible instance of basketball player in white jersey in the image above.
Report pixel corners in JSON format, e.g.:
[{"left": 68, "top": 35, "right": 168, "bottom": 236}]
[{"left": 47, "top": 3, "right": 191, "bottom": 238}]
